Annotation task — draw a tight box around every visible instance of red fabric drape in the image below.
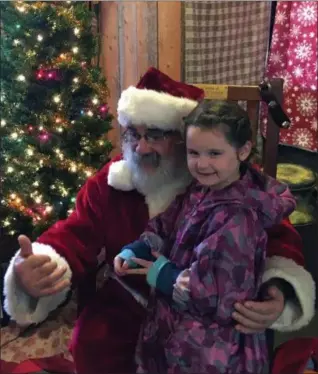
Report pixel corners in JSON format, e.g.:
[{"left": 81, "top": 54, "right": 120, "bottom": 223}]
[{"left": 262, "top": 1, "right": 317, "bottom": 152}]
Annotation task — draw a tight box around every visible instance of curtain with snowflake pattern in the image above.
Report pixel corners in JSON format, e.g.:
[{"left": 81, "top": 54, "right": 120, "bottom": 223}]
[{"left": 262, "top": 1, "right": 317, "bottom": 152}]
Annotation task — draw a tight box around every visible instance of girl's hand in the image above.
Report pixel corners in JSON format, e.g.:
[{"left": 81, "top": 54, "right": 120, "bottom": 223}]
[
  {"left": 113, "top": 256, "right": 130, "bottom": 276},
  {"left": 124, "top": 252, "right": 160, "bottom": 275}
]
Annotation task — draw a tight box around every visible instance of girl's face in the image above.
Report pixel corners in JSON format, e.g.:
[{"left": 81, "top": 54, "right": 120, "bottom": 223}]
[{"left": 186, "top": 125, "right": 251, "bottom": 189}]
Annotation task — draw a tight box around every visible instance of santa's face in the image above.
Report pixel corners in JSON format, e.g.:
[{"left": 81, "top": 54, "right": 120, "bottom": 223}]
[
  {"left": 122, "top": 125, "right": 182, "bottom": 172},
  {"left": 122, "top": 125, "right": 188, "bottom": 194}
]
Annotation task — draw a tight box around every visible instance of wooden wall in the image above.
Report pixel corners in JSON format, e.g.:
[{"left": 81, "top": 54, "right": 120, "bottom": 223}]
[{"left": 99, "top": 1, "right": 182, "bottom": 155}]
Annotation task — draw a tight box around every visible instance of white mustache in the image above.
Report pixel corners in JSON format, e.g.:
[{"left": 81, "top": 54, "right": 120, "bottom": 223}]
[{"left": 133, "top": 152, "right": 160, "bottom": 168}]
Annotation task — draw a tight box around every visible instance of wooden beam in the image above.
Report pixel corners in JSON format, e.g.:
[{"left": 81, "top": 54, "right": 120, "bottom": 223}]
[
  {"left": 193, "top": 84, "right": 262, "bottom": 101},
  {"left": 158, "top": 1, "right": 182, "bottom": 81}
]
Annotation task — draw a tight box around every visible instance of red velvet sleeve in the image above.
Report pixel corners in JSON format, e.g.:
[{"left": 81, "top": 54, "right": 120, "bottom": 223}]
[
  {"left": 265, "top": 218, "right": 304, "bottom": 267},
  {"left": 37, "top": 163, "right": 112, "bottom": 284}
]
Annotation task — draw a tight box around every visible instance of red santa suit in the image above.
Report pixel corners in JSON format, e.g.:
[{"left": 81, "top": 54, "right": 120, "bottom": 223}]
[{"left": 3, "top": 68, "right": 316, "bottom": 374}]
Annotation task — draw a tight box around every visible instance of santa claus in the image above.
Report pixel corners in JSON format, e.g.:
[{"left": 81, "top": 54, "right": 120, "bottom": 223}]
[{"left": 3, "top": 67, "right": 315, "bottom": 374}]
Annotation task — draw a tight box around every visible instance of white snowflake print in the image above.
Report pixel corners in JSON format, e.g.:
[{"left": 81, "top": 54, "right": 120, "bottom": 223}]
[
  {"left": 274, "top": 71, "right": 293, "bottom": 90},
  {"left": 276, "top": 10, "right": 288, "bottom": 25},
  {"left": 280, "top": 134, "right": 289, "bottom": 144},
  {"left": 271, "top": 31, "right": 280, "bottom": 46},
  {"left": 297, "top": 3, "right": 317, "bottom": 27},
  {"left": 296, "top": 92, "right": 317, "bottom": 117},
  {"left": 295, "top": 42, "right": 313, "bottom": 60},
  {"left": 293, "top": 66, "right": 304, "bottom": 78},
  {"left": 285, "top": 96, "right": 293, "bottom": 106},
  {"left": 286, "top": 116, "right": 294, "bottom": 130},
  {"left": 305, "top": 70, "right": 315, "bottom": 83},
  {"left": 270, "top": 51, "right": 283, "bottom": 65},
  {"left": 292, "top": 128, "right": 314, "bottom": 149},
  {"left": 311, "top": 118, "right": 318, "bottom": 131},
  {"left": 290, "top": 25, "right": 301, "bottom": 39}
]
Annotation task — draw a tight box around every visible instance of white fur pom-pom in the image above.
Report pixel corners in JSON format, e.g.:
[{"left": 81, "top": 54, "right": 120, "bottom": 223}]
[{"left": 107, "top": 159, "right": 134, "bottom": 191}]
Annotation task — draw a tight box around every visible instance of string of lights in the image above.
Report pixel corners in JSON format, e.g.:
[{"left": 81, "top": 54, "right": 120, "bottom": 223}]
[{"left": 1, "top": 1, "right": 113, "bottom": 238}]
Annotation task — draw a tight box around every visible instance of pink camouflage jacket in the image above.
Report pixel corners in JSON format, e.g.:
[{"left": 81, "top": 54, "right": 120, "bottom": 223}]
[{"left": 120, "top": 165, "right": 296, "bottom": 374}]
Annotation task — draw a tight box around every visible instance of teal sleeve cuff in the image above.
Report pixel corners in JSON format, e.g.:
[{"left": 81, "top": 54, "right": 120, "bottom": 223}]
[
  {"left": 146, "top": 255, "right": 169, "bottom": 288},
  {"left": 146, "top": 256, "right": 182, "bottom": 295}
]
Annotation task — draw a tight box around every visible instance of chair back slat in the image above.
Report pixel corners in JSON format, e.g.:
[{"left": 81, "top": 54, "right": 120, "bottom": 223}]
[{"left": 246, "top": 100, "right": 259, "bottom": 146}]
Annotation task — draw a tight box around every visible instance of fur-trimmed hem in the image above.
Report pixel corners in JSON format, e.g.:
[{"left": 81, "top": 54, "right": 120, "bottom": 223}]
[
  {"left": 4, "top": 243, "right": 72, "bottom": 326},
  {"left": 263, "top": 256, "right": 315, "bottom": 332},
  {"left": 117, "top": 86, "right": 197, "bottom": 130}
]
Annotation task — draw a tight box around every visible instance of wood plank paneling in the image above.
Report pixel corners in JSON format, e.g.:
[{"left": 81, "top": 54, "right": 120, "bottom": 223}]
[
  {"left": 120, "top": 2, "right": 138, "bottom": 89},
  {"left": 136, "top": 2, "right": 158, "bottom": 78},
  {"left": 100, "top": 1, "right": 120, "bottom": 156},
  {"left": 119, "top": 2, "right": 158, "bottom": 89},
  {"left": 158, "top": 1, "right": 182, "bottom": 81},
  {"left": 100, "top": 1, "right": 182, "bottom": 155}
]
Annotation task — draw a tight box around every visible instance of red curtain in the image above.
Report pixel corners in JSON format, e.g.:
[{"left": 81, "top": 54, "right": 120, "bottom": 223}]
[{"left": 262, "top": 1, "right": 317, "bottom": 152}]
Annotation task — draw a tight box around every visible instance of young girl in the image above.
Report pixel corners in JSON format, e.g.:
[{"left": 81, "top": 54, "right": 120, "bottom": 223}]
[{"left": 114, "top": 100, "right": 296, "bottom": 374}]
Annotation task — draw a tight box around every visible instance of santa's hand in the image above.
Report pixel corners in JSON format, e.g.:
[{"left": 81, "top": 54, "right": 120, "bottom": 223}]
[
  {"left": 233, "top": 286, "right": 285, "bottom": 333},
  {"left": 14, "top": 235, "right": 70, "bottom": 298}
]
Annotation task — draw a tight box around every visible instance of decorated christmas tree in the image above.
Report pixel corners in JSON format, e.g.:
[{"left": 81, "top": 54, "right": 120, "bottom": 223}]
[{"left": 0, "top": 1, "right": 113, "bottom": 240}]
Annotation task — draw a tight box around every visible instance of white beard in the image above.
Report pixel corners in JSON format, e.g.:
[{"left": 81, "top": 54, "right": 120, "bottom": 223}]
[{"left": 122, "top": 142, "right": 191, "bottom": 196}]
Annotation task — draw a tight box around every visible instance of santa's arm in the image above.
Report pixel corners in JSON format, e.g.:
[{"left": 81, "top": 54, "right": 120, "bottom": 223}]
[
  {"left": 264, "top": 218, "right": 316, "bottom": 332},
  {"left": 4, "top": 164, "right": 111, "bottom": 326}
]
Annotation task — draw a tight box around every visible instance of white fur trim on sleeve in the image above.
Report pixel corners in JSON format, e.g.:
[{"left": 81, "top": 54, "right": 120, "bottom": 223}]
[
  {"left": 117, "top": 86, "right": 197, "bottom": 131},
  {"left": 107, "top": 159, "right": 134, "bottom": 191},
  {"left": 263, "top": 256, "right": 316, "bottom": 332},
  {"left": 4, "top": 243, "right": 72, "bottom": 326}
]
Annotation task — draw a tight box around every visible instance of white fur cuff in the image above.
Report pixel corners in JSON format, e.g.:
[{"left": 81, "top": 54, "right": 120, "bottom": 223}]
[
  {"left": 263, "top": 256, "right": 316, "bottom": 332},
  {"left": 4, "top": 243, "right": 72, "bottom": 326}
]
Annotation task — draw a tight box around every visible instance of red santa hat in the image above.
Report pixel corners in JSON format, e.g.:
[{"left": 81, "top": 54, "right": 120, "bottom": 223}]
[{"left": 117, "top": 67, "right": 204, "bottom": 131}]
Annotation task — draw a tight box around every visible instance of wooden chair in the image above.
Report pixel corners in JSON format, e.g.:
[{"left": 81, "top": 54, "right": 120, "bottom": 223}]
[{"left": 192, "top": 78, "right": 290, "bottom": 178}]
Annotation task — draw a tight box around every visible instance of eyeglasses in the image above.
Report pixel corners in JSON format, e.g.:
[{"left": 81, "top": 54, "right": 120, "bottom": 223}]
[{"left": 122, "top": 127, "right": 178, "bottom": 145}]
